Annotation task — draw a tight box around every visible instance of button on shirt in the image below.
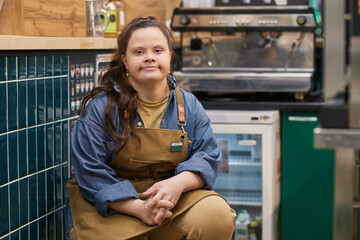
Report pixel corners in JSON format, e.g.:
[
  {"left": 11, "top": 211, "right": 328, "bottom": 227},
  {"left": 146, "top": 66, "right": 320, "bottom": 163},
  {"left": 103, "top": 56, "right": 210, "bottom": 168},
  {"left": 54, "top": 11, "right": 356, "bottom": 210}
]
[{"left": 70, "top": 88, "right": 221, "bottom": 217}]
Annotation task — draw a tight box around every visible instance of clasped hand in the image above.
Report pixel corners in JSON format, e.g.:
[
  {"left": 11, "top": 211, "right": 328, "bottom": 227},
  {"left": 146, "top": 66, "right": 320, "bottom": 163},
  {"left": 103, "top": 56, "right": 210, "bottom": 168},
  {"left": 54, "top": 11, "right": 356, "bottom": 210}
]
[{"left": 140, "top": 177, "right": 183, "bottom": 225}]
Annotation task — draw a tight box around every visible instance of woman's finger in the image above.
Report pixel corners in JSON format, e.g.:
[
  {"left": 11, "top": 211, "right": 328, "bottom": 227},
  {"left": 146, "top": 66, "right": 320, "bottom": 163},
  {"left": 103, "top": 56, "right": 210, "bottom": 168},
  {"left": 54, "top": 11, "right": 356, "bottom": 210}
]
[
  {"left": 154, "top": 208, "right": 172, "bottom": 225},
  {"left": 144, "top": 187, "right": 162, "bottom": 210},
  {"left": 144, "top": 194, "right": 160, "bottom": 210},
  {"left": 157, "top": 199, "right": 174, "bottom": 210},
  {"left": 142, "top": 186, "right": 160, "bottom": 197},
  {"left": 164, "top": 209, "right": 172, "bottom": 219},
  {"left": 154, "top": 207, "right": 166, "bottom": 225},
  {"left": 142, "top": 186, "right": 155, "bottom": 197}
]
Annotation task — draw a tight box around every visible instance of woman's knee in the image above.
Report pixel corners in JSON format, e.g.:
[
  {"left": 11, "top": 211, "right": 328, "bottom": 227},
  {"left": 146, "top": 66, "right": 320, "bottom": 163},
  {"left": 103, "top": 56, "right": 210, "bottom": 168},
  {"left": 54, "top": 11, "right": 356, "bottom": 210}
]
[
  {"left": 178, "top": 196, "right": 236, "bottom": 239},
  {"left": 194, "top": 196, "right": 236, "bottom": 230}
]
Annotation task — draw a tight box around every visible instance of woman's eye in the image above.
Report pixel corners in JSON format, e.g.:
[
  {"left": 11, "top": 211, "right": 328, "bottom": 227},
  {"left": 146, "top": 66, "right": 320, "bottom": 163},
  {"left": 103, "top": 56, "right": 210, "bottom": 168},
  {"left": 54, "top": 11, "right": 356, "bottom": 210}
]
[
  {"left": 135, "top": 50, "right": 143, "bottom": 54},
  {"left": 155, "top": 49, "right": 162, "bottom": 53}
]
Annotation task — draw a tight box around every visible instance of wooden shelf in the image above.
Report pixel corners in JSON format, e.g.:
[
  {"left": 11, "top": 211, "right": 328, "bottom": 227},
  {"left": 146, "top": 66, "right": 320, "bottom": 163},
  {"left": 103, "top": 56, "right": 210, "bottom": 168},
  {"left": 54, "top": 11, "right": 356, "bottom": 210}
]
[{"left": 0, "top": 35, "right": 118, "bottom": 50}]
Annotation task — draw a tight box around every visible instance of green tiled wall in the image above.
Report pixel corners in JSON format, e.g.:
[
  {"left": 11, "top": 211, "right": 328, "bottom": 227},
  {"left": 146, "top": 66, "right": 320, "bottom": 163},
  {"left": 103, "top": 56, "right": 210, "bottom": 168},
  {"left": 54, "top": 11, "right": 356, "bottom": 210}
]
[{"left": 0, "top": 55, "right": 72, "bottom": 240}]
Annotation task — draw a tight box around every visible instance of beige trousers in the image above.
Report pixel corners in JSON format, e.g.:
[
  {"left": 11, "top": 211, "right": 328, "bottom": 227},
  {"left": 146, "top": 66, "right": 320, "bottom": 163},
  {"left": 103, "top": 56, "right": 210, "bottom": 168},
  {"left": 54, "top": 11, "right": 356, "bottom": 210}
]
[{"left": 71, "top": 195, "right": 236, "bottom": 240}]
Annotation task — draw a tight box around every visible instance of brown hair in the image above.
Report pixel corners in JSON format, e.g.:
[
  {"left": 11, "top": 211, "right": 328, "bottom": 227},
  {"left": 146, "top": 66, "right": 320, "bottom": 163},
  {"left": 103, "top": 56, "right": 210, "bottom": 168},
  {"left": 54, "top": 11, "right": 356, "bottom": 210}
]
[{"left": 80, "top": 17, "right": 173, "bottom": 151}]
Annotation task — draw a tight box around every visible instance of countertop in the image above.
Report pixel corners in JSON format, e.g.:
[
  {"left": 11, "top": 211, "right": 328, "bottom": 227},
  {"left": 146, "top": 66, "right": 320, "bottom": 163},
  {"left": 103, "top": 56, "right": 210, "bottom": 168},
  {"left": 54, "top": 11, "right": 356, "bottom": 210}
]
[{"left": 0, "top": 35, "right": 118, "bottom": 50}]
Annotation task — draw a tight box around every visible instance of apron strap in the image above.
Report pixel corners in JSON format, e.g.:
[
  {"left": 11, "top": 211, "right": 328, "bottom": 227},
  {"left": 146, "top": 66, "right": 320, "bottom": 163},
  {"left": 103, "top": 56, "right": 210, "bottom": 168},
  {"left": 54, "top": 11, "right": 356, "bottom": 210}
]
[{"left": 175, "top": 87, "right": 186, "bottom": 125}]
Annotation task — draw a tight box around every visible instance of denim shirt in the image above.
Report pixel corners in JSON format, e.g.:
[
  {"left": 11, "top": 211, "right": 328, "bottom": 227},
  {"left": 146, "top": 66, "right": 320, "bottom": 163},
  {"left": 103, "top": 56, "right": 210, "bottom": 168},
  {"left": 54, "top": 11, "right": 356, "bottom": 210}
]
[{"left": 70, "top": 77, "right": 221, "bottom": 217}]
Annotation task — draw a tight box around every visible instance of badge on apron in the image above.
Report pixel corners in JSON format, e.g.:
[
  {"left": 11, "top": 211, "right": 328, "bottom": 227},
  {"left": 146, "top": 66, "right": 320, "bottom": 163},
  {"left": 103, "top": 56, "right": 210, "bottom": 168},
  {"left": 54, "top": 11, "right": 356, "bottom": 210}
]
[{"left": 171, "top": 141, "right": 184, "bottom": 151}]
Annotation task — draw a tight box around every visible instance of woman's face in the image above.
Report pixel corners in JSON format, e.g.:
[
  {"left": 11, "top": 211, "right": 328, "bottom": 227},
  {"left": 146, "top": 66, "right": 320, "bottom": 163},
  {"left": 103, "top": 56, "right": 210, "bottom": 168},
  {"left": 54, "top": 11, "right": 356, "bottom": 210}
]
[{"left": 122, "top": 27, "right": 172, "bottom": 88}]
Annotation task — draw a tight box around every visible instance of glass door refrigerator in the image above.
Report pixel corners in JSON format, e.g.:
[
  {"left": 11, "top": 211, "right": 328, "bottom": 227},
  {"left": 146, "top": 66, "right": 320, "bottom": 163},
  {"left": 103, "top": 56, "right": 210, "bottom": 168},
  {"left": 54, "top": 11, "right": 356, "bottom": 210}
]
[{"left": 206, "top": 110, "right": 281, "bottom": 240}]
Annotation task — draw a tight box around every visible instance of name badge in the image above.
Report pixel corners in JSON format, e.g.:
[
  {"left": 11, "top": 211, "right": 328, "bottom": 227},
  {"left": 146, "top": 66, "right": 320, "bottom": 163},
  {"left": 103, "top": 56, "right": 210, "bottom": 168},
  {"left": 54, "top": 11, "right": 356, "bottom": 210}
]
[{"left": 171, "top": 141, "right": 184, "bottom": 152}]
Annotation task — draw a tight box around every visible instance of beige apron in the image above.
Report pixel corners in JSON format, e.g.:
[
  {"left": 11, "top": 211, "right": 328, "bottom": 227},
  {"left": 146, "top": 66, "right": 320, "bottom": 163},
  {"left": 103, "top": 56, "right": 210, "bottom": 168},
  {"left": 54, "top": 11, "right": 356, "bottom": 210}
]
[{"left": 67, "top": 88, "right": 219, "bottom": 240}]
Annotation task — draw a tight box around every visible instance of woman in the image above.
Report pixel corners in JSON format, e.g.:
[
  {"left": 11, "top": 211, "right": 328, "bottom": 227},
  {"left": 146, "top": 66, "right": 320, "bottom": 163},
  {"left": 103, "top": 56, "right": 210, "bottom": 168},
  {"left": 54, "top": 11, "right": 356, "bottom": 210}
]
[{"left": 67, "top": 16, "right": 236, "bottom": 240}]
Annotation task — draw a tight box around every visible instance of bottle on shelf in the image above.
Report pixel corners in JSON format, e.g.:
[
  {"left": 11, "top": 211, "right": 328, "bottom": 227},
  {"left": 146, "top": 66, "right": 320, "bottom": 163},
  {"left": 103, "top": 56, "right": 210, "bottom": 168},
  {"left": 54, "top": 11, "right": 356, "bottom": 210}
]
[
  {"left": 248, "top": 216, "right": 263, "bottom": 240},
  {"left": 234, "top": 209, "right": 250, "bottom": 240},
  {"left": 255, "top": 216, "right": 262, "bottom": 240},
  {"left": 249, "top": 221, "right": 258, "bottom": 240},
  {"left": 104, "top": 0, "right": 125, "bottom": 38}
]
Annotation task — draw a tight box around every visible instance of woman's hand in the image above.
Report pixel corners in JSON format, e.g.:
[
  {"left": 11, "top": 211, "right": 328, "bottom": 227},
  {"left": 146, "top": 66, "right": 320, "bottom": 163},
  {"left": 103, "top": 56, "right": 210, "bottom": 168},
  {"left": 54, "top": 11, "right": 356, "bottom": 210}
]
[
  {"left": 137, "top": 198, "right": 174, "bottom": 225},
  {"left": 142, "top": 176, "right": 183, "bottom": 211},
  {"left": 108, "top": 198, "right": 174, "bottom": 226},
  {"left": 142, "top": 171, "right": 205, "bottom": 213},
  {"left": 108, "top": 172, "right": 204, "bottom": 226}
]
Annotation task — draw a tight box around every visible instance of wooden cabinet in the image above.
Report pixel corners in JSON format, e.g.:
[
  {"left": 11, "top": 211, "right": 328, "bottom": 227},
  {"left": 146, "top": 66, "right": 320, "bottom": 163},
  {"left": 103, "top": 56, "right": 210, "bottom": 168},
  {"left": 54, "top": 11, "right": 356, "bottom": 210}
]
[
  {"left": 123, "top": 0, "right": 181, "bottom": 25},
  {"left": 0, "top": 0, "right": 86, "bottom": 37},
  {"left": 0, "top": 0, "right": 182, "bottom": 37}
]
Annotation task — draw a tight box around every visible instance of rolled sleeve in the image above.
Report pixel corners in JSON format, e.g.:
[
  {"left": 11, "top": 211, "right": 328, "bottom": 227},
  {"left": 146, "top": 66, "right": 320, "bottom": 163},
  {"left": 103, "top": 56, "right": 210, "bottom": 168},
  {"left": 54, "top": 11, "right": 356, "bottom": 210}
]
[
  {"left": 175, "top": 151, "right": 220, "bottom": 189},
  {"left": 71, "top": 95, "right": 138, "bottom": 217},
  {"left": 95, "top": 180, "right": 139, "bottom": 216}
]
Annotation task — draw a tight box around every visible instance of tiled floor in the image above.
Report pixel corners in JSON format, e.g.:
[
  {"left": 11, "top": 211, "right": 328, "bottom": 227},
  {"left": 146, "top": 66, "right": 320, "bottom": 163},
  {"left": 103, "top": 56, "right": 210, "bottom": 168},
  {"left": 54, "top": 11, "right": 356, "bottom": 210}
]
[{"left": 0, "top": 55, "right": 74, "bottom": 240}]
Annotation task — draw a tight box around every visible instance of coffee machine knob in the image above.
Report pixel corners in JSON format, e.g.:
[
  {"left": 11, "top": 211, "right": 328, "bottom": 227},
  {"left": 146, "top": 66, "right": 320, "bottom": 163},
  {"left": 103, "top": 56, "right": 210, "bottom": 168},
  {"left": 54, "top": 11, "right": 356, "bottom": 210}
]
[
  {"left": 296, "top": 16, "right": 307, "bottom": 25},
  {"left": 180, "top": 16, "right": 191, "bottom": 26}
]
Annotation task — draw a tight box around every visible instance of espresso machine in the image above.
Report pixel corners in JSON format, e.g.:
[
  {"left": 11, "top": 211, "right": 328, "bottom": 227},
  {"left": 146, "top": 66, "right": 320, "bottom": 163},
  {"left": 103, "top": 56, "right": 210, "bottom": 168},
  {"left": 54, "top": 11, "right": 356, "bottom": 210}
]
[{"left": 171, "top": 3, "right": 318, "bottom": 99}]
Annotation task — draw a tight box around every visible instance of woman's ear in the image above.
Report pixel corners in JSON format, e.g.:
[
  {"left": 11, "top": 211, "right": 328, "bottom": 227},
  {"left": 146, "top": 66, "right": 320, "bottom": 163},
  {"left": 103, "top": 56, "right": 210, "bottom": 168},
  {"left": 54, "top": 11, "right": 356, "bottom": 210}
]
[{"left": 121, "top": 55, "right": 128, "bottom": 69}]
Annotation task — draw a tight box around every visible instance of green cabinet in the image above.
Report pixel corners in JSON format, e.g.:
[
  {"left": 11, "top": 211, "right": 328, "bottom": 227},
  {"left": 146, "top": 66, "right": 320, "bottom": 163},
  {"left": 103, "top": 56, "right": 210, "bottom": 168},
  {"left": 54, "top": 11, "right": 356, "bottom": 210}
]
[{"left": 280, "top": 112, "right": 334, "bottom": 240}]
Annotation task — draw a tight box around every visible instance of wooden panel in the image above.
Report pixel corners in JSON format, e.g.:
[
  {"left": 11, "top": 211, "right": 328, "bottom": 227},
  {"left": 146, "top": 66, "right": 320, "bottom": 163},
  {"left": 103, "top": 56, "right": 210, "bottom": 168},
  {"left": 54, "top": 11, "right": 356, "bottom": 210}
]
[
  {"left": 165, "top": 0, "right": 181, "bottom": 22},
  {"left": 0, "top": 0, "right": 180, "bottom": 37},
  {"left": 121, "top": 0, "right": 181, "bottom": 25},
  {"left": 132, "top": 0, "right": 167, "bottom": 23},
  {"left": 11, "top": 0, "right": 23, "bottom": 35},
  {"left": 122, "top": 0, "right": 135, "bottom": 26},
  {"left": 0, "top": 0, "right": 14, "bottom": 35},
  {"left": 0, "top": 0, "right": 4, "bottom": 11},
  {"left": 23, "top": 0, "right": 86, "bottom": 37}
]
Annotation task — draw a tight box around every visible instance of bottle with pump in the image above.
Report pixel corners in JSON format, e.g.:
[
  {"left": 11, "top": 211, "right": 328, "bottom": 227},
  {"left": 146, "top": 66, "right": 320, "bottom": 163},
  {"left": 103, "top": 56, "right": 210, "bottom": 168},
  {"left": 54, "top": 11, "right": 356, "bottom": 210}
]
[
  {"left": 234, "top": 209, "right": 250, "bottom": 240},
  {"left": 104, "top": 0, "right": 125, "bottom": 38}
]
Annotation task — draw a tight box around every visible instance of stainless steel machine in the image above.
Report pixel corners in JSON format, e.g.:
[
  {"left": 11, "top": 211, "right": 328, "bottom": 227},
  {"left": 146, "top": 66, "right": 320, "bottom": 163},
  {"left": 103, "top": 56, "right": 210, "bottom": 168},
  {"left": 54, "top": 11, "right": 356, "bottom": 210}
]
[
  {"left": 314, "top": 0, "right": 360, "bottom": 239},
  {"left": 171, "top": 6, "right": 317, "bottom": 98}
]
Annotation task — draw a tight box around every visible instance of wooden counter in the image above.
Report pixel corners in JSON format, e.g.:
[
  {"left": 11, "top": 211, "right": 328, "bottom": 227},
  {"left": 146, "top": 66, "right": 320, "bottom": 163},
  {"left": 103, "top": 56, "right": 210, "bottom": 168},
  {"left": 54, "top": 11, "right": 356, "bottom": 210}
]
[{"left": 0, "top": 36, "right": 118, "bottom": 50}]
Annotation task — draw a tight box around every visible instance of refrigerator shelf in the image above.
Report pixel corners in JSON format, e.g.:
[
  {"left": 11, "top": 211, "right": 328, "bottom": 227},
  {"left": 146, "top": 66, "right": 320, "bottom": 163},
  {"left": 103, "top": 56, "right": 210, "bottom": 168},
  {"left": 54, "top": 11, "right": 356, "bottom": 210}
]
[
  {"left": 229, "top": 161, "right": 262, "bottom": 167},
  {"left": 229, "top": 151, "right": 262, "bottom": 164},
  {"left": 227, "top": 201, "right": 262, "bottom": 207},
  {"left": 216, "top": 190, "right": 262, "bottom": 206}
]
